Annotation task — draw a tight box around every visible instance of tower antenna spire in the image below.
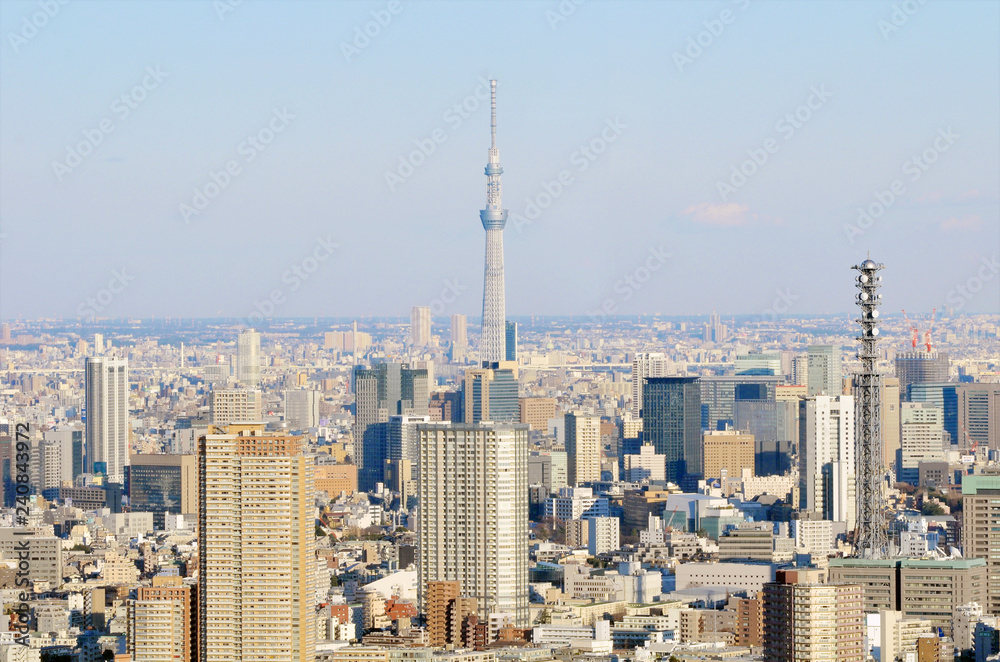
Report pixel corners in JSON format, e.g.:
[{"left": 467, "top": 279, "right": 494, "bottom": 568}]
[
  {"left": 479, "top": 79, "right": 508, "bottom": 364},
  {"left": 490, "top": 79, "right": 497, "bottom": 150}
]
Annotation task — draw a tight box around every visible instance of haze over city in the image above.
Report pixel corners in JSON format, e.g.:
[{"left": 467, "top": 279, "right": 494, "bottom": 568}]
[{"left": 1, "top": 0, "right": 998, "bottom": 321}]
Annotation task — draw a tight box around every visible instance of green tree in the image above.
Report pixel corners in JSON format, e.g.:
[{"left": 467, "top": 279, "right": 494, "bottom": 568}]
[{"left": 922, "top": 501, "right": 945, "bottom": 516}]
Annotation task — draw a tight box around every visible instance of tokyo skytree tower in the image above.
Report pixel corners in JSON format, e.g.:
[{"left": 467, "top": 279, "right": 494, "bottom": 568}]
[{"left": 479, "top": 79, "right": 508, "bottom": 365}]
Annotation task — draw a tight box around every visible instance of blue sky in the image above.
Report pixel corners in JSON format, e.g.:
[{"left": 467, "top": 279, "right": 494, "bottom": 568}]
[{"left": 1, "top": 0, "right": 997, "bottom": 321}]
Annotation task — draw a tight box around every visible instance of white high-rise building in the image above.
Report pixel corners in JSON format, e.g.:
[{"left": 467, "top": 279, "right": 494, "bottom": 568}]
[
  {"left": 209, "top": 389, "right": 262, "bottom": 425},
  {"left": 565, "top": 412, "right": 601, "bottom": 486},
  {"left": 417, "top": 422, "right": 529, "bottom": 626},
  {"left": 631, "top": 352, "right": 671, "bottom": 418},
  {"left": 85, "top": 356, "right": 129, "bottom": 482},
  {"left": 588, "top": 517, "right": 620, "bottom": 556},
  {"left": 799, "top": 395, "right": 856, "bottom": 529},
  {"left": 451, "top": 313, "right": 468, "bottom": 359},
  {"left": 237, "top": 329, "right": 261, "bottom": 388},
  {"left": 899, "top": 402, "right": 946, "bottom": 483},
  {"left": 411, "top": 306, "right": 431, "bottom": 346},
  {"left": 199, "top": 423, "right": 316, "bottom": 661},
  {"left": 284, "top": 389, "right": 320, "bottom": 430}
]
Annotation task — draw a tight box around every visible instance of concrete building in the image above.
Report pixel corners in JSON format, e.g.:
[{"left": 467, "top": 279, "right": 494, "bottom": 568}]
[
  {"left": 0, "top": 529, "right": 62, "bottom": 586},
  {"left": 807, "top": 345, "right": 842, "bottom": 396},
  {"left": 962, "top": 475, "right": 1000, "bottom": 615},
  {"left": 799, "top": 395, "right": 856, "bottom": 530},
  {"left": 675, "top": 561, "right": 777, "bottom": 594},
  {"left": 718, "top": 523, "right": 795, "bottom": 563},
  {"left": 828, "top": 558, "right": 987, "bottom": 635},
  {"left": 958, "top": 383, "right": 1000, "bottom": 451},
  {"left": 588, "top": 517, "right": 620, "bottom": 556},
  {"left": 417, "top": 422, "right": 529, "bottom": 626},
  {"left": 209, "top": 388, "right": 262, "bottom": 426},
  {"left": 284, "top": 389, "right": 320, "bottom": 429},
  {"left": 199, "top": 423, "right": 316, "bottom": 661},
  {"left": 544, "top": 487, "right": 609, "bottom": 522},
  {"left": 623, "top": 444, "right": 666, "bottom": 483},
  {"left": 85, "top": 355, "right": 129, "bottom": 482},
  {"left": 236, "top": 328, "right": 261, "bottom": 388},
  {"left": 519, "top": 397, "right": 555, "bottom": 432},
  {"left": 702, "top": 429, "right": 755, "bottom": 480},
  {"left": 883, "top": 377, "right": 902, "bottom": 470},
  {"left": 899, "top": 402, "right": 946, "bottom": 484},
  {"left": 527, "top": 451, "right": 568, "bottom": 494},
  {"left": 127, "top": 575, "right": 197, "bottom": 662},
  {"left": 763, "top": 579, "right": 864, "bottom": 662},
  {"left": 411, "top": 306, "right": 431, "bottom": 346},
  {"left": 565, "top": 412, "right": 601, "bottom": 486}
]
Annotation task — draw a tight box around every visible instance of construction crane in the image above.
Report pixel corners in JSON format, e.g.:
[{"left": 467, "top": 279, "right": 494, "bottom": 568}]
[
  {"left": 902, "top": 309, "right": 919, "bottom": 349},
  {"left": 924, "top": 308, "right": 937, "bottom": 352}
]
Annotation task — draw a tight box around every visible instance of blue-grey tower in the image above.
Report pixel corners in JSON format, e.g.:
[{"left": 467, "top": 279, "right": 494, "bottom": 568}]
[{"left": 480, "top": 79, "right": 508, "bottom": 365}]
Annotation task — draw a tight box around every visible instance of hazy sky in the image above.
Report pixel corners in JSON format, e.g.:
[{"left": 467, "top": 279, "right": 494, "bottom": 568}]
[{"left": 1, "top": 0, "right": 998, "bottom": 321}]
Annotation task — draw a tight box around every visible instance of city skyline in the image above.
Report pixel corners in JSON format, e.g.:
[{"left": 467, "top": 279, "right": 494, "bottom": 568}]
[{"left": 0, "top": 1, "right": 997, "bottom": 321}]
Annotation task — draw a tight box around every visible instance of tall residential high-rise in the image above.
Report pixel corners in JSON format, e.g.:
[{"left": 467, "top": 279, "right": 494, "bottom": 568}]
[
  {"left": 895, "top": 351, "right": 950, "bottom": 400},
  {"left": 209, "top": 388, "right": 262, "bottom": 425},
  {"left": 451, "top": 314, "right": 468, "bottom": 360},
  {"left": 85, "top": 355, "right": 129, "bottom": 482},
  {"left": 564, "top": 412, "right": 601, "bottom": 486},
  {"left": 199, "top": 423, "right": 315, "bottom": 661},
  {"left": 479, "top": 79, "right": 508, "bottom": 365},
  {"left": 642, "top": 377, "right": 702, "bottom": 489},
  {"left": 236, "top": 328, "right": 261, "bottom": 388},
  {"left": 703, "top": 310, "right": 727, "bottom": 343},
  {"left": 411, "top": 306, "right": 431, "bottom": 346},
  {"left": 462, "top": 363, "right": 518, "bottom": 424},
  {"left": 799, "top": 395, "right": 856, "bottom": 529},
  {"left": 762, "top": 578, "right": 865, "bottom": 662},
  {"left": 127, "top": 575, "right": 197, "bottom": 662},
  {"left": 417, "top": 422, "right": 529, "bottom": 626},
  {"left": 353, "top": 362, "right": 429, "bottom": 492},
  {"left": 504, "top": 321, "right": 518, "bottom": 362},
  {"left": 40, "top": 427, "right": 84, "bottom": 488},
  {"left": 631, "top": 352, "right": 671, "bottom": 418},
  {"left": 806, "top": 345, "right": 841, "bottom": 396},
  {"left": 962, "top": 475, "right": 1000, "bottom": 615}
]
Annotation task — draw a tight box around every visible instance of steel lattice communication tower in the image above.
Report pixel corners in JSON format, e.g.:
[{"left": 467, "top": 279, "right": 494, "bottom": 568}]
[
  {"left": 479, "top": 79, "right": 508, "bottom": 365},
  {"left": 853, "top": 258, "right": 890, "bottom": 559}
]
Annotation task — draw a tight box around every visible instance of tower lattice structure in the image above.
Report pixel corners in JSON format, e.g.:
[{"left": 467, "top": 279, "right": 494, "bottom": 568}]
[
  {"left": 479, "top": 79, "right": 507, "bottom": 365},
  {"left": 853, "top": 258, "right": 890, "bottom": 559}
]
